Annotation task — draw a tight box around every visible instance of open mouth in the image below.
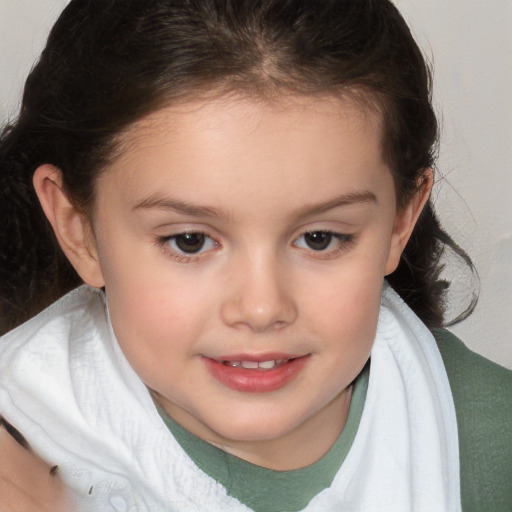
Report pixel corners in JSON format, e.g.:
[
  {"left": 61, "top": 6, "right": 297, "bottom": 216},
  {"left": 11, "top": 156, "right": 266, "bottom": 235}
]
[
  {"left": 204, "top": 355, "right": 309, "bottom": 392},
  {"left": 222, "top": 358, "right": 295, "bottom": 370}
]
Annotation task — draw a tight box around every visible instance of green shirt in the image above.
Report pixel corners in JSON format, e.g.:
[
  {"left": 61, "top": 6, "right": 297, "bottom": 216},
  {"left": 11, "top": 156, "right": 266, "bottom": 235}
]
[
  {"left": 159, "top": 330, "right": 512, "bottom": 511},
  {"left": 433, "top": 329, "right": 512, "bottom": 511}
]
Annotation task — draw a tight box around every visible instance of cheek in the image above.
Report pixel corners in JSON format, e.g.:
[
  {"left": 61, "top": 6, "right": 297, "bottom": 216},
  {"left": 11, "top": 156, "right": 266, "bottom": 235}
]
[
  {"left": 103, "top": 273, "right": 208, "bottom": 380},
  {"left": 109, "top": 282, "right": 204, "bottom": 342},
  {"left": 301, "top": 254, "right": 384, "bottom": 357},
  {"left": 317, "top": 283, "right": 381, "bottom": 340}
]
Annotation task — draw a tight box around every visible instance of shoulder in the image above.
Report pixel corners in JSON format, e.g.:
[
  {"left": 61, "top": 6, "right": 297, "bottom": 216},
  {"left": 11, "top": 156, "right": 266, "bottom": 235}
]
[
  {"left": 431, "top": 328, "right": 512, "bottom": 512},
  {"left": 0, "top": 285, "right": 104, "bottom": 355},
  {"left": 433, "top": 327, "right": 512, "bottom": 401},
  {"left": 0, "top": 285, "right": 106, "bottom": 414}
]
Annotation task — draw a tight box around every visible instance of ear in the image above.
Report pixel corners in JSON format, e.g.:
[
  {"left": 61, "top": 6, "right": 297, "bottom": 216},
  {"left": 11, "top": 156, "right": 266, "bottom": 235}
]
[
  {"left": 385, "top": 169, "right": 433, "bottom": 275},
  {"left": 33, "top": 165, "right": 105, "bottom": 288}
]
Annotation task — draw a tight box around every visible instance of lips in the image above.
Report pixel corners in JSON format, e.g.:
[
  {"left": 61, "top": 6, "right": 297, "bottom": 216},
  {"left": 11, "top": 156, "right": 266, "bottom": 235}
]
[
  {"left": 203, "top": 353, "right": 310, "bottom": 393},
  {"left": 222, "top": 358, "right": 293, "bottom": 370}
]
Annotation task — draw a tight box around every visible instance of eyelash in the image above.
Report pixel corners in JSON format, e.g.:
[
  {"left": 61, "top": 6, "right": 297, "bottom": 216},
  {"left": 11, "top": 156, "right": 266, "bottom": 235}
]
[
  {"left": 155, "top": 230, "right": 355, "bottom": 263},
  {"left": 293, "top": 231, "right": 355, "bottom": 259},
  {"left": 155, "top": 232, "right": 219, "bottom": 263}
]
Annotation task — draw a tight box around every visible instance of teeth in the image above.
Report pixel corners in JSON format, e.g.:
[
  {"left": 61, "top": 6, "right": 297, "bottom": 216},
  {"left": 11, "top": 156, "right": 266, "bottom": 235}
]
[
  {"left": 223, "top": 359, "right": 291, "bottom": 370},
  {"left": 241, "top": 361, "right": 259, "bottom": 369}
]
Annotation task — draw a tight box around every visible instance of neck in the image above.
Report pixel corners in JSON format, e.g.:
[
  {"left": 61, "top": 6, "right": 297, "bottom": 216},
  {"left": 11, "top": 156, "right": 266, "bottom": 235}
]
[{"left": 155, "top": 385, "right": 353, "bottom": 471}]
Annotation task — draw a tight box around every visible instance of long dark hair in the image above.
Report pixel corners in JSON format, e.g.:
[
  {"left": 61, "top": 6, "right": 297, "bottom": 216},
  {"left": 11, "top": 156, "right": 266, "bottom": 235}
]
[{"left": 0, "top": 0, "right": 476, "bottom": 334}]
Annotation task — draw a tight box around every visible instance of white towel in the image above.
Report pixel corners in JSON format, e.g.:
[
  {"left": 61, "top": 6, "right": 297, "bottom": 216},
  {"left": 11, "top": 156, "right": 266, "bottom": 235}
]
[{"left": 0, "top": 284, "right": 461, "bottom": 511}]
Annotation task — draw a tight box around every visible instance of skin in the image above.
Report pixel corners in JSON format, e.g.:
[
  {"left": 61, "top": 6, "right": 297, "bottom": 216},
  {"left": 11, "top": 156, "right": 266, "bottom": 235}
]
[
  {"left": 32, "top": 94, "right": 431, "bottom": 473},
  {"left": 0, "top": 423, "right": 72, "bottom": 512}
]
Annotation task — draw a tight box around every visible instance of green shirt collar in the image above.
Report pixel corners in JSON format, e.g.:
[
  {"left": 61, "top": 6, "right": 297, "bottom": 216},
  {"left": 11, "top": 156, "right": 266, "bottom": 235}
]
[{"left": 157, "top": 362, "right": 369, "bottom": 512}]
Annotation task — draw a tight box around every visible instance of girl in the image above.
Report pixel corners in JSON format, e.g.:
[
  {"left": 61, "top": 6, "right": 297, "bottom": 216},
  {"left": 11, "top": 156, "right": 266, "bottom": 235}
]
[{"left": 0, "top": 1, "right": 510, "bottom": 511}]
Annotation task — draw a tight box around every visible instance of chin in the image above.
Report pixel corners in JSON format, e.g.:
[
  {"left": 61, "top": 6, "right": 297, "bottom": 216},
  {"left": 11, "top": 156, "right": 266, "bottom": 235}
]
[{"left": 204, "top": 410, "right": 304, "bottom": 444}]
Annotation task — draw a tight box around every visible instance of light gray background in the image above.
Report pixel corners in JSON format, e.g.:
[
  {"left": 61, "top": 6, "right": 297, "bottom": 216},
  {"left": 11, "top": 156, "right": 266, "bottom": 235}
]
[{"left": 1, "top": 0, "right": 511, "bottom": 368}]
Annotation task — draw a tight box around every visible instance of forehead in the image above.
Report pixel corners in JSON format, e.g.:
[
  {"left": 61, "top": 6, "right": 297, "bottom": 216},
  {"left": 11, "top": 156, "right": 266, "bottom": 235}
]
[
  {"left": 118, "top": 91, "right": 384, "bottom": 156},
  {"left": 98, "top": 93, "right": 390, "bottom": 215}
]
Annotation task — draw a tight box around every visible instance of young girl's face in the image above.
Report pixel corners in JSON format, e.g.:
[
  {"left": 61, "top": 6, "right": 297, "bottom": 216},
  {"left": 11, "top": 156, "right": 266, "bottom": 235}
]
[{"left": 80, "top": 94, "right": 421, "bottom": 468}]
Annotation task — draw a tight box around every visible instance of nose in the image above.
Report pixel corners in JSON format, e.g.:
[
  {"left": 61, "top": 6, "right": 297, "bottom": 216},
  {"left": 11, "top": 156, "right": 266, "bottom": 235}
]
[{"left": 220, "top": 254, "right": 298, "bottom": 332}]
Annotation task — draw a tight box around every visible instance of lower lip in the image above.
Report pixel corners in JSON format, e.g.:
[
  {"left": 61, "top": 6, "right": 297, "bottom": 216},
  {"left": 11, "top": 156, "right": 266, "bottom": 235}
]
[{"left": 203, "top": 356, "right": 310, "bottom": 393}]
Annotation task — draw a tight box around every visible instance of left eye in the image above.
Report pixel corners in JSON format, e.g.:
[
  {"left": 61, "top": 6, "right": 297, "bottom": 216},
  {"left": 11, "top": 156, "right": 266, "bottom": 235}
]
[
  {"left": 166, "top": 232, "right": 217, "bottom": 254},
  {"left": 294, "top": 231, "right": 349, "bottom": 251}
]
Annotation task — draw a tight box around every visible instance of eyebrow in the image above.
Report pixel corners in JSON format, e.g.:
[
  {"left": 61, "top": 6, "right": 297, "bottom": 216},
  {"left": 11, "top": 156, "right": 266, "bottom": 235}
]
[
  {"left": 295, "top": 191, "right": 377, "bottom": 218},
  {"left": 132, "top": 190, "right": 377, "bottom": 219},
  {"left": 133, "top": 195, "right": 229, "bottom": 218}
]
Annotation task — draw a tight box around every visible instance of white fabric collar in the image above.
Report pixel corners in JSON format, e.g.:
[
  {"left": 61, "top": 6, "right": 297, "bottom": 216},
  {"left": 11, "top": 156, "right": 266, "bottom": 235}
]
[{"left": 0, "top": 285, "right": 460, "bottom": 511}]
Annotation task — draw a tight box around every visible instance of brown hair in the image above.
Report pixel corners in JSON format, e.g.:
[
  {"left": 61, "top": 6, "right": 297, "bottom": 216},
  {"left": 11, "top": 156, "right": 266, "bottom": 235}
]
[{"left": 0, "top": 0, "right": 476, "bottom": 333}]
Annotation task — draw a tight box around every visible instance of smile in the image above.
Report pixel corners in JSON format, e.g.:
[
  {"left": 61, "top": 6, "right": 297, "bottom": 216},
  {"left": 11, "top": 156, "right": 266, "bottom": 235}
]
[
  {"left": 203, "top": 355, "right": 310, "bottom": 393},
  {"left": 222, "top": 359, "right": 293, "bottom": 370}
]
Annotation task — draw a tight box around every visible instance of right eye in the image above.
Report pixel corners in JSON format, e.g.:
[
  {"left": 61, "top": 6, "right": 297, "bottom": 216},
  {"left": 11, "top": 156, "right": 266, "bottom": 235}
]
[{"left": 164, "top": 232, "right": 218, "bottom": 254}]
